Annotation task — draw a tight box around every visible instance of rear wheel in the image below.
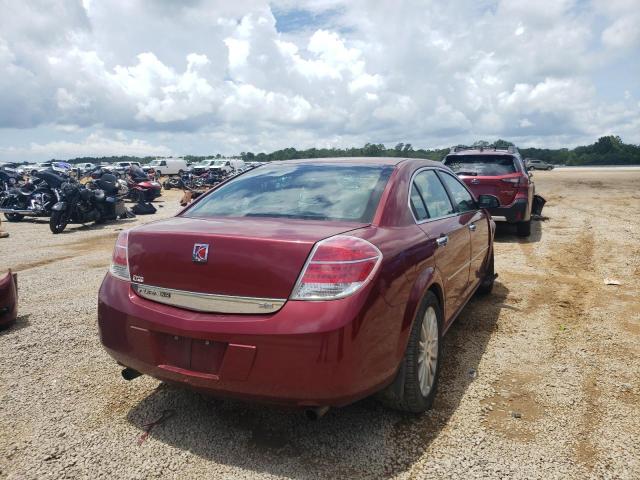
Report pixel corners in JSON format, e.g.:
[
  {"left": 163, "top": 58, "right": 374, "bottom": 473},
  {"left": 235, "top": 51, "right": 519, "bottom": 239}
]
[
  {"left": 49, "top": 210, "right": 69, "bottom": 234},
  {"left": 378, "top": 291, "right": 442, "bottom": 413},
  {"left": 4, "top": 213, "right": 24, "bottom": 222},
  {"left": 94, "top": 209, "right": 105, "bottom": 224},
  {"left": 517, "top": 219, "right": 531, "bottom": 237},
  {"left": 477, "top": 252, "right": 495, "bottom": 295}
]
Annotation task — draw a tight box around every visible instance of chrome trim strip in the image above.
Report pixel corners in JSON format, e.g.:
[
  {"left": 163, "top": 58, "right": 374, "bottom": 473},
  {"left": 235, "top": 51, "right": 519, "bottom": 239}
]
[
  {"left": 132, "top": 283, "right": 286, "bottom": 314},
  {"left": 447, "top": 260, "right": 471, "bottom": 282},
  {"left": 470, "top": 245, "right": 490, "bottom": 263},
  {"left": 446, "top": 245, "right": 490, "bottom": 282}
]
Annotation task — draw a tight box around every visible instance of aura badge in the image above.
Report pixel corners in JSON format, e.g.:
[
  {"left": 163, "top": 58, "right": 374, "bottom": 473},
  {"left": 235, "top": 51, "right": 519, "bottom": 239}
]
[
  {"left": 471, "top": 178, "right": 480, "bottom": 184},
  {"left": 192, "top": 243, "right": 209, "bottom": 263}
]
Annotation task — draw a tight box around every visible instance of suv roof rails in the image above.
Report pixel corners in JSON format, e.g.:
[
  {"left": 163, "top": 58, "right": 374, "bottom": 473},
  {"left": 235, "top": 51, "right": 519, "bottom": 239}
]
[{"left": 449, "top": 145, "right": 519, "bottom": 154}]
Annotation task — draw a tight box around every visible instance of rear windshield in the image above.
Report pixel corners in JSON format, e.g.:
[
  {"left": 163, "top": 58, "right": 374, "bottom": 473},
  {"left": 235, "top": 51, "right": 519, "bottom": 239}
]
[
  {"left": 185, "top": 163, "right": 393, "bottom": 222},
  {"left": 444, "top": 155, "right": 516, "bottom": 176}
]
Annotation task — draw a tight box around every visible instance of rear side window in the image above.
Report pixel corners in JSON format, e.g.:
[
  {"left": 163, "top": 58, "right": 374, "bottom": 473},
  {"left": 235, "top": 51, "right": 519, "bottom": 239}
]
[
  {"left": 439, "top": 172, "right": 477, "bottom": 213},
  {"left": 412, "top": 170, "right": 454, "bottom": 220},
  {"left": 410, "top": 184, "right": 428, "bottom": 221},
  {"left": 444, "top": 155, "right": 516, "bottom": 176},
  {"left": 185, "top": 163, "right": 393, "bottom": 222}
]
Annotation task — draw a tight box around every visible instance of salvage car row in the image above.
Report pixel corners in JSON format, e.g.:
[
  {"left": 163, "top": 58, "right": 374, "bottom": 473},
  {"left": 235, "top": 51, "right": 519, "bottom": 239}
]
[{"left": 0, "top": 157, "right": 259, "bottom": 178}]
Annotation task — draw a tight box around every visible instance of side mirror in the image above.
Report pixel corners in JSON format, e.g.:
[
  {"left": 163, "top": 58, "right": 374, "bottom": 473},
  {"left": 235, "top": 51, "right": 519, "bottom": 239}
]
[{"left": 477, "top": 194, "right": 499, "bottom": 209}]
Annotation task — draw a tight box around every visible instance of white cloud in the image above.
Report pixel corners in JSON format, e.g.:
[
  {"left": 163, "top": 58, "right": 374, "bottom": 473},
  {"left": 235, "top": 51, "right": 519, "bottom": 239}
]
[
  {"left": 0, "top": 0, "right": 638, "bottom": 160},
  {"left": 602, "top": 14, "right": 640, "bottom": 49}
]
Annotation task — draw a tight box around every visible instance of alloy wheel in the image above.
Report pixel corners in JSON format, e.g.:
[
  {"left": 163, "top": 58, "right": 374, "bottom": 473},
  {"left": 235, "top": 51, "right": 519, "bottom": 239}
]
[{"left": 418, "top": 306, "right": 439, "bottom": 397}]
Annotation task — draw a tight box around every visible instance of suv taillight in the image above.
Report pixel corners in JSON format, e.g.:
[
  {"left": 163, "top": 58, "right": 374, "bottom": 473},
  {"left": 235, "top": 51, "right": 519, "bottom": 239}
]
[
  {"left": 291, "top": 235, "right": 382, "bottom": 300},
  {"left": 501, "top": 177, "right": 521, "bottom": 186},
  {"left": 109, "top": 230, "right": 130, "bottom": 281}
]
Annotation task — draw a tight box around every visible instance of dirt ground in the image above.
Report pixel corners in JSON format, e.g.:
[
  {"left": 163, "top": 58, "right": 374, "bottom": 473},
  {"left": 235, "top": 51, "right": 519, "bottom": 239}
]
[{"left": 0, "top": 169, "right": 638, "bottom": 479}]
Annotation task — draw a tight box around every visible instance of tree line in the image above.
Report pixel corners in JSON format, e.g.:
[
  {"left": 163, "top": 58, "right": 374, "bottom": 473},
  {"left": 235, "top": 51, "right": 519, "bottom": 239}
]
[{"left": 35, "top": 135, "right": 640, "bottom": 166}]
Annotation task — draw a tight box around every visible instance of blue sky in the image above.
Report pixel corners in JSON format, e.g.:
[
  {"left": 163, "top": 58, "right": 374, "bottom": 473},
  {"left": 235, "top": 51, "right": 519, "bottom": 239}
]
[{"left": 0, "top": 0, "right": 638, "bottom": 162}]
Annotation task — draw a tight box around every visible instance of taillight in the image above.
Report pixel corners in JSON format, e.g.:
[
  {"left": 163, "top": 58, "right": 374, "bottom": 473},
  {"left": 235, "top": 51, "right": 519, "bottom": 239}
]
[
  {"left": 501, "top": 177, "right": 520, "bottom": 186},
  {"left": 291, "top": 235, "right": 382, "bottom": 300},
  {"left": 109, "top": 230, "right": 130, "bottom": 281}
]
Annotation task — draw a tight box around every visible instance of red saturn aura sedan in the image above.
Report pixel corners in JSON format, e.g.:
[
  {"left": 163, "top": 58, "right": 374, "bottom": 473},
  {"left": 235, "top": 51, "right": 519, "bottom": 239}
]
[{"left": 98, "top": 158, "right": 498, "bottom": 414}]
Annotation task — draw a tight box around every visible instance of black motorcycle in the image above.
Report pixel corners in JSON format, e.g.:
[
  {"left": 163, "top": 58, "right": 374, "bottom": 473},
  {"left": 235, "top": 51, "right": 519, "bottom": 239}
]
[
  {"left": 49, "top": 173, "right": 127, "bottom": 234},
  {"left": 0, "top": 169, "right": 65, "bottom": 222},
  {"left": 0, "top": 169, "right": 23, "bottom": 202}
]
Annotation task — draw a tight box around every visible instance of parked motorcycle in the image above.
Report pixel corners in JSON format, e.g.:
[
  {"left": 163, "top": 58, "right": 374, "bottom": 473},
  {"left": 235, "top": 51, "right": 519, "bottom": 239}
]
[
  {"left": 49, "top": 173, "right": 127, "bottom": 234},
  {"left": 127, "top": 165, "right": 162, "bottom": 202},
  {"left": 161, "top": 176, "right": 183, "bottom": 190},
  {"left": 0, "top": 169, "right": 67, "bottom": 222},
  {"left": 0, "top": 169, "right": 24, "bottom": 207}
]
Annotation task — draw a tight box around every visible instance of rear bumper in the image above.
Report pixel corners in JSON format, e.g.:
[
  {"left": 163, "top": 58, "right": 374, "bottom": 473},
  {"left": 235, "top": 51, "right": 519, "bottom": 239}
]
[
  {"left": 488, "top": 198, "right": 529, "bottom": 223},
  {"left": 97, "top": 274, "right": 398, "bottom": 407}
]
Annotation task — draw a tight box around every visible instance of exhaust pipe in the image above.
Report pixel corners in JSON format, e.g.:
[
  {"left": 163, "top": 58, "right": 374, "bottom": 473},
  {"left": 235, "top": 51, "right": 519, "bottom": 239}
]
[
  {"left": 121, "top": 367, "right": 142, "bottom": 381},
  {"left": 0, "top": 208, "right": 35, "bottom": 215},
  {"left": 304, "top": 406, "right": 329, "bottom": 420}
]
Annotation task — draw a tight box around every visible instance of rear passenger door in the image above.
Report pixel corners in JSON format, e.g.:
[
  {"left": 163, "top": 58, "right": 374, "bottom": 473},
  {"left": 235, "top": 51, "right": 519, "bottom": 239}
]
[
  {"left": 438, "top": 171, "right": 490, "bottom": 295},
  {"left": 410, "top": 169, "right": 471, "bottom": 324}
]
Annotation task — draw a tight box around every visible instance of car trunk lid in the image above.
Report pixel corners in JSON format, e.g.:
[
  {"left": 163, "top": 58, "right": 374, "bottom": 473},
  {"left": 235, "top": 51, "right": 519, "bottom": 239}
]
[{"left": 127, "top": 216, "right": 365, "bottom": 301}]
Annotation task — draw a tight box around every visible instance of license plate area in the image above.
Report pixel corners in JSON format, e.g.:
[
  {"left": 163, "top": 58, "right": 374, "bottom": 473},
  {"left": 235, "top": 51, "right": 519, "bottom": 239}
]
[{"left": 155, "top": 331, "right": 227, "bottom": 374}]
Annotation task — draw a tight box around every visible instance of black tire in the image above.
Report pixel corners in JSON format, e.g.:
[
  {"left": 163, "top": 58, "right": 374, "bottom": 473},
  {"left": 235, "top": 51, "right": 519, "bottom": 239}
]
[
  {"left": 49, "top": 210, "right": 69, "bottom": 234},
  {"left": 4, "top": 213, "right": 24, "bottom": 222},
  {"left": 378, "top": 291, "right": 442, "bottom": 413},
  {"left": 94, "top": 210, "right": 105, "bottom": 225},
  {"left": 477, "top": 252, "right": 495, "bottom": 295},
  {"left": 516, "top": 219, "right": 531, "bottom": 237},
  {"left": 156, "top": 170, "right": 162, "bottom": 177},
  {"left": 178, "top": 169, "right": 184, "bottom": 175}
]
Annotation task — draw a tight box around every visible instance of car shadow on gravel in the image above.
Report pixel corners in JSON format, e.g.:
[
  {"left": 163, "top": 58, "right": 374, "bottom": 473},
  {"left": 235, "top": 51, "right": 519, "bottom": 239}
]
[
  {"left": 494, "top": 219, "right": 543, "bottom": 243},
  {"left": 0, "top": 314, "right": 30, "bottom": 335},
  {"left": 125, "top": 283, "right": 508, "bottom": 479}
]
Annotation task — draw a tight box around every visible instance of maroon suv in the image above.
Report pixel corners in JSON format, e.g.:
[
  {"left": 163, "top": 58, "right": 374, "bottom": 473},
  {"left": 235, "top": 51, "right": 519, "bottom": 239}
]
[{"left": 443, "top": 146, "right": 534, "bottom": 236}]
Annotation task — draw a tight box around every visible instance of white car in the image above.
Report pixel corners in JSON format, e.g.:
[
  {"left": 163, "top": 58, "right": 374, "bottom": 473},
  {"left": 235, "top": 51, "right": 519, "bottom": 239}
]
[
  {"left": 106, "top": 161, "right": 142, "bottom": 173},
  {"left": 76, "top": 162, "right": 96, "bottom": 173},
  {"left": 190, "top": 159, "right": 245, "bottom": 176},
  {"left": 27, "top": 161, "right": 54, "bottom": 174},
  {"left": 143, "top": 158, "right": 188, "bottom": 176}
]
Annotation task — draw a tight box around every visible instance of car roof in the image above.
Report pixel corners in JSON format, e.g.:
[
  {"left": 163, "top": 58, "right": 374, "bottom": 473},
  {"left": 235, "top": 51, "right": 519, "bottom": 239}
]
[
  {"left": 269, "top": 157, "right": 442, "bottom": 168},
  {"left": 446, "top": 149, "right": 514, "bottom": 156}
]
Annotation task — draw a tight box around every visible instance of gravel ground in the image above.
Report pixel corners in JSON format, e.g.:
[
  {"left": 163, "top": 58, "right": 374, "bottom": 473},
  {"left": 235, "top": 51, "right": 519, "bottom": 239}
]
[{"left": 0, "top": 171, "right": 639, "bottom": 479}]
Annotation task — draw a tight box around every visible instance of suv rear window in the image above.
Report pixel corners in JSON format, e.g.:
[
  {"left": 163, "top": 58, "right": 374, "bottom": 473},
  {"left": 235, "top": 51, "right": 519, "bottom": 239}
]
[
  {"left": 444, "top": 155, "right": 516, "bottom": 176},
  {"left": 185, "top": 163, "right": 393, "bottom": 222}
]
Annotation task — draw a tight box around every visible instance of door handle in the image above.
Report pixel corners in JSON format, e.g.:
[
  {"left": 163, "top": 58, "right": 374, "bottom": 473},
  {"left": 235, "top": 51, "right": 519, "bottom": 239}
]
[
  {"left": 469, "top": 223, "right": 477, "bottom": 232},
  {"left": 436, "top": 236, "right": 448, "bottom": 248}
]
